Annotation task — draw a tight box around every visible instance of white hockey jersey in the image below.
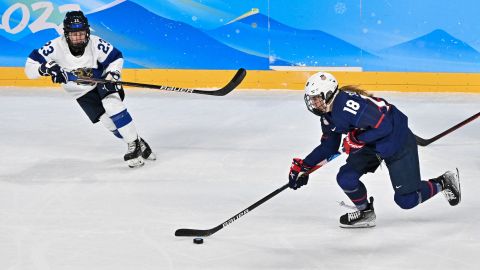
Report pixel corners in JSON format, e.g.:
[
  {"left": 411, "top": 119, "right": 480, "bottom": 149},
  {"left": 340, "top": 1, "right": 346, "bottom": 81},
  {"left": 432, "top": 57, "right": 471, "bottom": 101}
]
[{"left": 25, "top": 35, "right": 124, "bottom": 99}]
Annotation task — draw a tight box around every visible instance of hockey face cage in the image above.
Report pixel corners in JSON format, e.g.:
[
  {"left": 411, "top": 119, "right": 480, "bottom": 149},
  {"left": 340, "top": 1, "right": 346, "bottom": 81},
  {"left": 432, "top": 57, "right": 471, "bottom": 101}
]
[{"left": 304, "top": 86, "right": 338, "bottom": 116}]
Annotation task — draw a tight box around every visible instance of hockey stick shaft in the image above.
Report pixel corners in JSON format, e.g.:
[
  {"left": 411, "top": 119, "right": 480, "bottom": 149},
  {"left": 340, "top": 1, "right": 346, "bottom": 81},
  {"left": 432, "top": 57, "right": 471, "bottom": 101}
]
[
  {"left": 415, "top": 112, "right": 479, "bottom": 146},
  {"left": 73, "top": 68, "right": 246, "bottom": 96},
  {"left": 174, "top": 152, "right": 341, "bottom": 237}
]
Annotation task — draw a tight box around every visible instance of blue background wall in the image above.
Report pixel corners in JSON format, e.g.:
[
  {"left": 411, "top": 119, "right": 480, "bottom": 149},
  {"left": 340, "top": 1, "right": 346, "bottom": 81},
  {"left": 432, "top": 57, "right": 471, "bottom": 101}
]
[{"left": 1, "top": 0, "right": 480, "bottom": 71}]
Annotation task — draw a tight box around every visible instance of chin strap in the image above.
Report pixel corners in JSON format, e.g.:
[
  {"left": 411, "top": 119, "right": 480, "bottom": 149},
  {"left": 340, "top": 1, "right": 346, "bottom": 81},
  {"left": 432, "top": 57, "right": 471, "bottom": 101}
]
[{"left": 325, "top": 88, "right": 340, "bottom": 108}]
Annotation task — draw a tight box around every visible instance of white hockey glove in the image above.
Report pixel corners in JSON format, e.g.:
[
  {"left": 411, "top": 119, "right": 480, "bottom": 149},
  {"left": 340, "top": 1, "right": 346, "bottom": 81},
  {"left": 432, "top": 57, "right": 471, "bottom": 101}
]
[{"left": 38, "top": 61, "right": 68, "bottom": 84}]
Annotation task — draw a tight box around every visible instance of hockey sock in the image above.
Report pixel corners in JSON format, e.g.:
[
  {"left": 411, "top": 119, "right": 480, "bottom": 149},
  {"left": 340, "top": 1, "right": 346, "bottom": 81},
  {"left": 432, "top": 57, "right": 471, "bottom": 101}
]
[
  {"left": 110, "top": 109, "right": 138, "bottom": 143},
  {"left": 343, "top": 181, "right": 368, "bottom": 210},
  {"left": 112, "top": 130, "right": 122, "bottom": 139},
  {"left": 102, "top": 94, "right": 138, "bottom": 143},
  {"left": 418, "top": 180, "right": 441, "bottom": 203},
  {"left": 99, "top": 113, "right": 123, "bottom": 139}
]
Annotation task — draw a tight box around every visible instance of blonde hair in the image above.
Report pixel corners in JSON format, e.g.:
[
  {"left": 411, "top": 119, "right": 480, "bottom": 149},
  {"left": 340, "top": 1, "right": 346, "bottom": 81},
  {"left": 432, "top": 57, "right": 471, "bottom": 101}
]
[{"left": 339, "top": 85, "right": 372, "bottom": 97}]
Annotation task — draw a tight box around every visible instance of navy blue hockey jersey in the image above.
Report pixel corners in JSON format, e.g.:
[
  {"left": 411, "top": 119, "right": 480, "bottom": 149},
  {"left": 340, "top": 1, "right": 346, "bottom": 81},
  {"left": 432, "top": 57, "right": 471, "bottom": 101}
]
[{"left": 303, "top": 90, "right": 409, "bottom": 166}]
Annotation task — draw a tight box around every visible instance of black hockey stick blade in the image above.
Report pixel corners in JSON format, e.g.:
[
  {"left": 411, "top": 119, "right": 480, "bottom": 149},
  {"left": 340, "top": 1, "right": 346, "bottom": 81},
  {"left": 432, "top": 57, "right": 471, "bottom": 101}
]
[
  {"left": 174, "top": 184, "right": 289, "bottom": 237},
  {"left": 191, "top": 68, "right": 246, "bottom": 96},
  {"left": 175, "top": 227, "right": 220, "bottom": 237},
  {"left": 415, "top": 112, "right": 479, "bottom": 146},
  {"left": 73, "top": 68, "right": 247, "bottom": 96},
  {"left": 174, "top": 153, "right": 341, "bottom": 237}
]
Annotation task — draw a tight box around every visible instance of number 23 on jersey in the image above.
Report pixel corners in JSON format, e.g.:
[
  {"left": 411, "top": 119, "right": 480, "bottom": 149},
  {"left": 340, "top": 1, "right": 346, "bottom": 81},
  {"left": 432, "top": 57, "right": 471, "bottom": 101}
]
[{"left": 97, "top": 39, "right": 111, "bottom": 54}]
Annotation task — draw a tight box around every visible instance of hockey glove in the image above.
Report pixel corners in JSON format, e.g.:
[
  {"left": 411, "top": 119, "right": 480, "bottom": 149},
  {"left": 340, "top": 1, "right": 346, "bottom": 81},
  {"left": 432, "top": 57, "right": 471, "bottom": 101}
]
[
  {"left": 101, "top": 71, "right": 123, "bottom": 93},
  {"left": 38, "top": 61, "right": 68, "bottom": 84},
  {"left": 288, "top": 158, "right": 312, "bottom": 190},
  {"left": 342, "top": 130, "right": 365, "bottom": 154}
]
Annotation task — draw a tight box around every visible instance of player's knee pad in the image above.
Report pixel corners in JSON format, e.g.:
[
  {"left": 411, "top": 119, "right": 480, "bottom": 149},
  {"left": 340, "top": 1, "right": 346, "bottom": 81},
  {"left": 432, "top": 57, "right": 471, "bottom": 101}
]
[
  {"left": 102, "top": 94, "right": 132, "bottom": 129},
  {"left": 102, "top": 93, "right": 125, "bottom": 116},
  {"left": 337, "top": 164, "right": 362, "bottom": 191},
  {"left": 99, "top": 113, "right": 116, "bottom": 130},
  {"left": 99, "top": 114, "right": 123, "bottom": 139},
  {"left": 394, "top": 192, "right": 420, "bottom": 210}
]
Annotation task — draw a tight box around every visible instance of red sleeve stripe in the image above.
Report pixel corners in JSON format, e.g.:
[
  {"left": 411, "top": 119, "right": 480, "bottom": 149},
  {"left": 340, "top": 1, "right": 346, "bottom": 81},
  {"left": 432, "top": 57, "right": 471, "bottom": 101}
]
[{"left": 374, "top": 114, "right": 385, "bottom": 128}]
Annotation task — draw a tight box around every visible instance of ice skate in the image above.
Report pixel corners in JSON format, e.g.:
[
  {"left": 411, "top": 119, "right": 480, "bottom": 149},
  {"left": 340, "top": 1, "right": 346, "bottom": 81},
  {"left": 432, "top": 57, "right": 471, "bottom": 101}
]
[
  {"left": 140, "top": 138, "right": 156, "bottom": 161},
  {"left": 432, "top": 169, "right": 461, "bottom": 206},
  {"left": 124, "top": 138, "right": 144, "bottom": 168},
  {"left": 339, "top": 197, "right": 376, "bottom": 228}
]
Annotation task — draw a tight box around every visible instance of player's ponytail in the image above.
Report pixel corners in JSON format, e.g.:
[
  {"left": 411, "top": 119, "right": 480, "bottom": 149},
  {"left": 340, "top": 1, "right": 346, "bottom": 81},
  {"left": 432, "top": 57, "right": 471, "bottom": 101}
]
[{"left": 339, "top": 85, "right": 372, "bottom": 97}]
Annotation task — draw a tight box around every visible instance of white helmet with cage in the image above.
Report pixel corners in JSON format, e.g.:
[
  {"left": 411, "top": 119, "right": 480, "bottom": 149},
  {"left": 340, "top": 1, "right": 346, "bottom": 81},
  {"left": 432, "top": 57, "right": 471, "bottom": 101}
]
[{"left": 303, "top": 72, "right": 339, "bottom": 116}]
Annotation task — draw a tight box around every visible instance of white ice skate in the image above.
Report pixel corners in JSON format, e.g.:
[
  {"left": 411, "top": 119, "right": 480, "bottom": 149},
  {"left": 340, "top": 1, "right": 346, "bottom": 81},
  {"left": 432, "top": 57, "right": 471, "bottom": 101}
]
[{"left": 124, "top": 138, "right": 145, "bottom": 168}]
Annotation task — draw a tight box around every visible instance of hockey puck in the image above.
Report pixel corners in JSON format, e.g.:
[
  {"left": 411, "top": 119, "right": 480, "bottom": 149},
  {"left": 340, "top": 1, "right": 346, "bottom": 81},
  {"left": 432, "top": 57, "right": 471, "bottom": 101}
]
[{"left": 193, "top": 238, "right": 204, "bottom": 244}]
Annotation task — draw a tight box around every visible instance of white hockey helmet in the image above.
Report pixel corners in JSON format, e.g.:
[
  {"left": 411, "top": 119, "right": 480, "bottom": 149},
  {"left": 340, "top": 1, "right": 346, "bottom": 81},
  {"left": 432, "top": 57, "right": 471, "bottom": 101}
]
[{"left": 304, "top": 72, "right": 339, "bottom": 116}]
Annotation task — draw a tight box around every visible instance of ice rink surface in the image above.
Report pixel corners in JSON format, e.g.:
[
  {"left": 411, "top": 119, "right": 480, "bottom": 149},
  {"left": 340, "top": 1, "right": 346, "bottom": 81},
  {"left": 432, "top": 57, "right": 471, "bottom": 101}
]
[{"left": 0, "top": 87, "right": 478, "bottom": 270}]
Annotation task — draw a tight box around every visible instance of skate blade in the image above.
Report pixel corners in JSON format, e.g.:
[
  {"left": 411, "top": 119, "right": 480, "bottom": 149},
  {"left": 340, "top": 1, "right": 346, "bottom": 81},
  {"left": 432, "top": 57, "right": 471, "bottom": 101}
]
[
  {"left": 443, "top": 168, "right": 461, "bottom": 206},
  {"left": 455, "top": 168, "right": 461, "bottom": 204},
  {"left": 340, "top": 221, "right": 376, "bottom": 229},
  {"left": 127, "top": 158, "right": 145, "bottom": 168}
]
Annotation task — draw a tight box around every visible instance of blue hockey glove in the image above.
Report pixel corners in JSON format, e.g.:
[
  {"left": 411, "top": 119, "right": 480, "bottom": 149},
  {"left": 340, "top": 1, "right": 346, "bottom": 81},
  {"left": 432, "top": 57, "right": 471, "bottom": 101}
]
[
  {"left": 38, "top": 61, "right": 68, "bottom": 84},
  {"left": 288, "top": 158, "right": 312, "bottom": 190}
]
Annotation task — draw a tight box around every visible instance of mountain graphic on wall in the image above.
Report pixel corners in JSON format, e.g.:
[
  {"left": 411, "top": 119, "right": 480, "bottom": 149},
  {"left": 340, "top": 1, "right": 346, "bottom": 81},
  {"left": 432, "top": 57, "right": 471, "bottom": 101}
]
[
  {"left": 378, "top": 29, "right": 480, "bottom": 71},
  {"left": 206, "top": 12, "right": 379, "bottom": 69},
  {"left": 85, "top": 0, "right": 288, "bottom": 69}
]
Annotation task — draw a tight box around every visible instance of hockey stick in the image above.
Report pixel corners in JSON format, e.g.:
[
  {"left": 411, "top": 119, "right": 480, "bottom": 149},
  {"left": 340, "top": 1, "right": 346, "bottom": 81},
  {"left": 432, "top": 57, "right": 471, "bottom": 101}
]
[
  {"left": 73, "top": 68, "right": 247, "bottom": 96},
  {"left": 174, "top": 152, "right": 341, "bottom": 237},
  {"left": 414, "top": 112, "right": 479, "bottom": 146}
]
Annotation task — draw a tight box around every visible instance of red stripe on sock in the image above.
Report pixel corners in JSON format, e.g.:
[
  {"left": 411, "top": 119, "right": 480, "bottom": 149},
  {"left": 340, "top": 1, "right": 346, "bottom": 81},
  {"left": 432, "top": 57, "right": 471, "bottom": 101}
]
[
  {"left": 427, "top": 181, "right": 434, "bottom": 197},
  {"left": 352, "top": 194, "right": 367, "bottom": 203}
]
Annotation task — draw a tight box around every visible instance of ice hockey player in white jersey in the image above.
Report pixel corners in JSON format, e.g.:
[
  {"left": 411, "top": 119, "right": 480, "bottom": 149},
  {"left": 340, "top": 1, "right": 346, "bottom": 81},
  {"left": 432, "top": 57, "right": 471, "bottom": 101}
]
[{"left": 24, "top": 10, "right": 155, "bottom": 168}]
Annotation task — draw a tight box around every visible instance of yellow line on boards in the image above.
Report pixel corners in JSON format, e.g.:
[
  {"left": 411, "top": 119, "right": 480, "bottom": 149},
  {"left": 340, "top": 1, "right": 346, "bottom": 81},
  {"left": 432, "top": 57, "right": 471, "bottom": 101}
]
[{"left": 0, "top": 67, "right": 479, "bottom": 93}]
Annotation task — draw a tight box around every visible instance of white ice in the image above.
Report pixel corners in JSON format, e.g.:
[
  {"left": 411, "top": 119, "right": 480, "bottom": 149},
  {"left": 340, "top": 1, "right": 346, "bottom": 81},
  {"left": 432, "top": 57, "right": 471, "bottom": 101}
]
[{"left": 0, "top": 87, "right": 478, "bottom": 270}]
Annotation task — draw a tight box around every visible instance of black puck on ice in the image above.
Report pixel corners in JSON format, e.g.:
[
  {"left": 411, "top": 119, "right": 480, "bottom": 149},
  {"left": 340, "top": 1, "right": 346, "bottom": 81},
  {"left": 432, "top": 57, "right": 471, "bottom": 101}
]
[{"left": 193, "top": 238, "right": 204, "bottom": 244}]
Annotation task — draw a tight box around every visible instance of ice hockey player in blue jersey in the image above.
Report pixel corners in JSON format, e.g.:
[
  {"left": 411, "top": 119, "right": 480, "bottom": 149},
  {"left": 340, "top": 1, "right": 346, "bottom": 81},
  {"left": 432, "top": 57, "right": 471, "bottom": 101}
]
[
  {"left": 288, "top": 72, "right": 461, "bottom": 228},
  {"left": 24, "top": 11, "right": 155, "bottom": 168}
]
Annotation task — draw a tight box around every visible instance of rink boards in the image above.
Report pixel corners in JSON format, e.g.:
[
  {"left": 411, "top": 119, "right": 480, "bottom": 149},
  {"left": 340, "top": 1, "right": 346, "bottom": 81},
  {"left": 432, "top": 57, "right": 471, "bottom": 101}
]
[{"left": 1, "top": 67, "right": 479, "bottom": 93}]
